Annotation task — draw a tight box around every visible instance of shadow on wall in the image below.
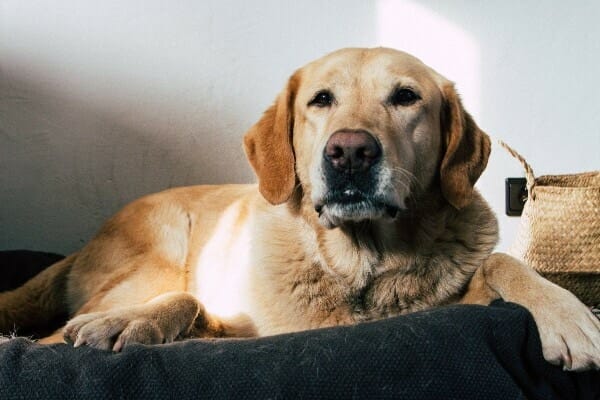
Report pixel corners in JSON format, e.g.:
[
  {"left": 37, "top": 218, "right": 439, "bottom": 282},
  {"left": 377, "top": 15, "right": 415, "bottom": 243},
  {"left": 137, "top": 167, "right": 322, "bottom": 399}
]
[
  {"left": 0, "top": 62, "right": 255, "bottom": 254},
  {"left": 0, "top": 0, "right": 377, "bottom": 255}
]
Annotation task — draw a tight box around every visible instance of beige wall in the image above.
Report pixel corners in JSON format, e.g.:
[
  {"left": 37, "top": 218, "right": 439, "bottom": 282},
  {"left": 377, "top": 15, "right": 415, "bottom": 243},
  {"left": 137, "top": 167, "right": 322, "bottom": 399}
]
[{"left": 1, "top": 1, "right": 599, "bottom": 254}]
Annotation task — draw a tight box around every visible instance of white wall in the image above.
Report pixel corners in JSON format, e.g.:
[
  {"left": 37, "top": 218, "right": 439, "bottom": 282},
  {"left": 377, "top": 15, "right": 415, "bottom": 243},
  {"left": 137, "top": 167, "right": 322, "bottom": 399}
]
[{"left": 1, "top": 1, "right": 598, "bottom": 254}]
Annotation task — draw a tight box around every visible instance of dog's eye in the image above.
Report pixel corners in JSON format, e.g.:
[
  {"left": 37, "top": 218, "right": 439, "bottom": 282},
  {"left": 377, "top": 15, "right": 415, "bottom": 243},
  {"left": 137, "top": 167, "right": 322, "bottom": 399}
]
[
  {"left": 389, "top": 87, "right": 420, "bottom": 106},
  {"left": 308, "top": 90, "right": 334, "bottom": 108}
]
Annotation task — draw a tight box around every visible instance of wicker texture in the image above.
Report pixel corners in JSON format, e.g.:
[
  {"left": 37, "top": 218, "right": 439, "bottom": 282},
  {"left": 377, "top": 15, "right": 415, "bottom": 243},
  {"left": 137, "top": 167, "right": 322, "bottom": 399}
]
[{"left": 502, "top": 142, "right": 600, "bottom": 305}]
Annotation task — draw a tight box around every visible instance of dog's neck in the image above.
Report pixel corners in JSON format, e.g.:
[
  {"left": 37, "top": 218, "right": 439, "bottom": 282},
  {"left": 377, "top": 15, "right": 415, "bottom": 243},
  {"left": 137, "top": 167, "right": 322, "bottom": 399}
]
[{"left": 291, "top": 185, "right": 498, "bottom": 291}]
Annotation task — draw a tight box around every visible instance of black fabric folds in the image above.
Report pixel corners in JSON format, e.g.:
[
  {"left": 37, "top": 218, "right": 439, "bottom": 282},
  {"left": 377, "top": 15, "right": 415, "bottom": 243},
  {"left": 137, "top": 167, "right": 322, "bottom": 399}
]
[{"left": 1, "top": 301, "right": 598, "bottom": 400}]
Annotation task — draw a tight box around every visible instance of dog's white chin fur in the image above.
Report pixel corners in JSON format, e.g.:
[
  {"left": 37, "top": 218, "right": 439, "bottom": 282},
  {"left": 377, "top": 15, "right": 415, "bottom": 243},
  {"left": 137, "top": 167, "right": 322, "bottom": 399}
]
[{"left": 317, "top": 201, "right": 394, "bottom": 229}]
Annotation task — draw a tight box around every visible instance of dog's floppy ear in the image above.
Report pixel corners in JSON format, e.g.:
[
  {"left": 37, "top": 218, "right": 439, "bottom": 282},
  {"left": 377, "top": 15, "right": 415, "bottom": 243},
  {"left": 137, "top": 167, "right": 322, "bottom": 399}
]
[
  {"left": 244, "top": 72, "right": 300, "bottom": 205},
  {"left": 440, "top": 84, "right": 491, "bottom": 209}
]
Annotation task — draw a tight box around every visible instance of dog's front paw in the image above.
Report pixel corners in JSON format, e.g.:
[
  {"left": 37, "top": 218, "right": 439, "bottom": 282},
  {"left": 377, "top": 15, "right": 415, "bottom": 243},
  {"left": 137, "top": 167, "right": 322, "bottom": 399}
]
[
  {"left": 64, "top": 293, "right": 201, "bottom": 351},
  {"left": 64, "top": 311, "right": 173, "bottom": 352},
  {"left": 527, "top": 281, "right": 600, "bottom": 371}
]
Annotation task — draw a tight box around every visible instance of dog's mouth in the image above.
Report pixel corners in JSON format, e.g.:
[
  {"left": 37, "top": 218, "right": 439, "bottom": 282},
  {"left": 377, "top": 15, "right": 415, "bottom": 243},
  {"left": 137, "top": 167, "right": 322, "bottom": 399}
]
[{"left": 314, "top": 188, "right": 401, "bottom": 229}]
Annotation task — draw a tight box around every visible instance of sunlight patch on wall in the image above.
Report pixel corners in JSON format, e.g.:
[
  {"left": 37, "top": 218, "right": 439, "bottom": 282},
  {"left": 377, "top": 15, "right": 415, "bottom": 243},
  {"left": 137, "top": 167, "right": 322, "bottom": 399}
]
[{"left": 376, "top": 0, "right": 481, "bottom": 116}]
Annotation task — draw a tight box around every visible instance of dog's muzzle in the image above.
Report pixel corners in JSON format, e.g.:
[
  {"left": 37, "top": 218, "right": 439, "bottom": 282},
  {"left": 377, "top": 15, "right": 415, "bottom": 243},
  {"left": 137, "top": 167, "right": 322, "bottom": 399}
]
[{"left": 315, "top": 130, "right": 400, "bottom": 228}]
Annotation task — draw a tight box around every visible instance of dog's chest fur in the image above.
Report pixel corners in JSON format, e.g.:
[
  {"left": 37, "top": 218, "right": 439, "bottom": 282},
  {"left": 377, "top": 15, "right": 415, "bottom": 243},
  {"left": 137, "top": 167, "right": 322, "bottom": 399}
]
[{"left": 251, "top": 192, "right": 498, "bottom": 334}]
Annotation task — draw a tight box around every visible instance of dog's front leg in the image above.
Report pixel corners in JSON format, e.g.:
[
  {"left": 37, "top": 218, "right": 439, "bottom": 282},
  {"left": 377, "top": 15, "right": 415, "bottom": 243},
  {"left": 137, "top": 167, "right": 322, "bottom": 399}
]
[
  {"left": 461, "top": 252, "right": 600, "bottom": 371},
  {"left": 63, "top": 291, "right": 201, "bottom": 352}
]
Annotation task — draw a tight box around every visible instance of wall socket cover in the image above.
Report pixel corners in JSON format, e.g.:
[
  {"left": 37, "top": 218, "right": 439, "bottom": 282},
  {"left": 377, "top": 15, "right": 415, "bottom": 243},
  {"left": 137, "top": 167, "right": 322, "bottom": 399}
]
[{"left": 505, "top": 177, "right": 528, "bottom": 216}]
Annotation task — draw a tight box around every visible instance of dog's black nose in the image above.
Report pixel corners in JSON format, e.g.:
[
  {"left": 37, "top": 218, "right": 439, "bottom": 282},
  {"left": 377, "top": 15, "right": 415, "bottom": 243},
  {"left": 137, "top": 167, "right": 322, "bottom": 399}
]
[{"left": 324, "top": 130, "right": 381, "bottom": 173}]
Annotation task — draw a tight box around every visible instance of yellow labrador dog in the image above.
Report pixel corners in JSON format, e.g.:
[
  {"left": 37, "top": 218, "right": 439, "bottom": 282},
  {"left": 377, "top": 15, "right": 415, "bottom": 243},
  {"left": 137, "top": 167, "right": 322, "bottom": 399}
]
[{"left": 1, "top": 47, "right": 598, "bottom": 370}]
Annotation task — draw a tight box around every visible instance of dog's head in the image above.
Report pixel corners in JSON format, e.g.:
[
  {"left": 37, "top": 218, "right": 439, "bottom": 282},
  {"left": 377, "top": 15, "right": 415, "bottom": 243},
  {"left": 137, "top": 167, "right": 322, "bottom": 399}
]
[{"left": 244, "top": 48, "right": 490, "bottom": 228}]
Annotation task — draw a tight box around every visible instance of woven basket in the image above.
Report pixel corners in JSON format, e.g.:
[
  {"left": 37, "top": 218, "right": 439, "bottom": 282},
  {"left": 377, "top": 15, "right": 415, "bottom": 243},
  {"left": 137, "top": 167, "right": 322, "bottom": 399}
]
[{"left": 502, "top": 142, "right": 600, "bottom": 305}]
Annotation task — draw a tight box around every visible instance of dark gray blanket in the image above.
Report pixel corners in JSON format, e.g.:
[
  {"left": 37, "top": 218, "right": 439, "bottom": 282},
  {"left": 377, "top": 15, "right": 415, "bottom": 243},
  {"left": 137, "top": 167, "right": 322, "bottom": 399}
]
[{"left": 1, "top": 301, "right": 598, "bottom": 400}]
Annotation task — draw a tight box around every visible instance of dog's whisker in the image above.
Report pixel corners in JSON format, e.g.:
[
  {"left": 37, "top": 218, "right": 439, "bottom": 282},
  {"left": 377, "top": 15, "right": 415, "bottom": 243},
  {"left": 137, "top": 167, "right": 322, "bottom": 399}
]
[{"left": 388, "top": 167, "right": 423, "bottom": 190}]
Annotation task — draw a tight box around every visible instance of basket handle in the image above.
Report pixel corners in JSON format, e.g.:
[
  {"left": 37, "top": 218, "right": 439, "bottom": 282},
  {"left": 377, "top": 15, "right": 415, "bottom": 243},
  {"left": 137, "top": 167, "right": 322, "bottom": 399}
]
[{"left": 498, "top": 140, "right": 537, "bottom": 200}]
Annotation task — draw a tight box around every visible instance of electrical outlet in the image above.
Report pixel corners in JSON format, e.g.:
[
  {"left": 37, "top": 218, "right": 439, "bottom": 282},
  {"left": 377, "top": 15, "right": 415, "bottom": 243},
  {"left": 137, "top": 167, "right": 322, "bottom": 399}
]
[{"left": 505, "top": 178, "right": 527, "bottom": 216}]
